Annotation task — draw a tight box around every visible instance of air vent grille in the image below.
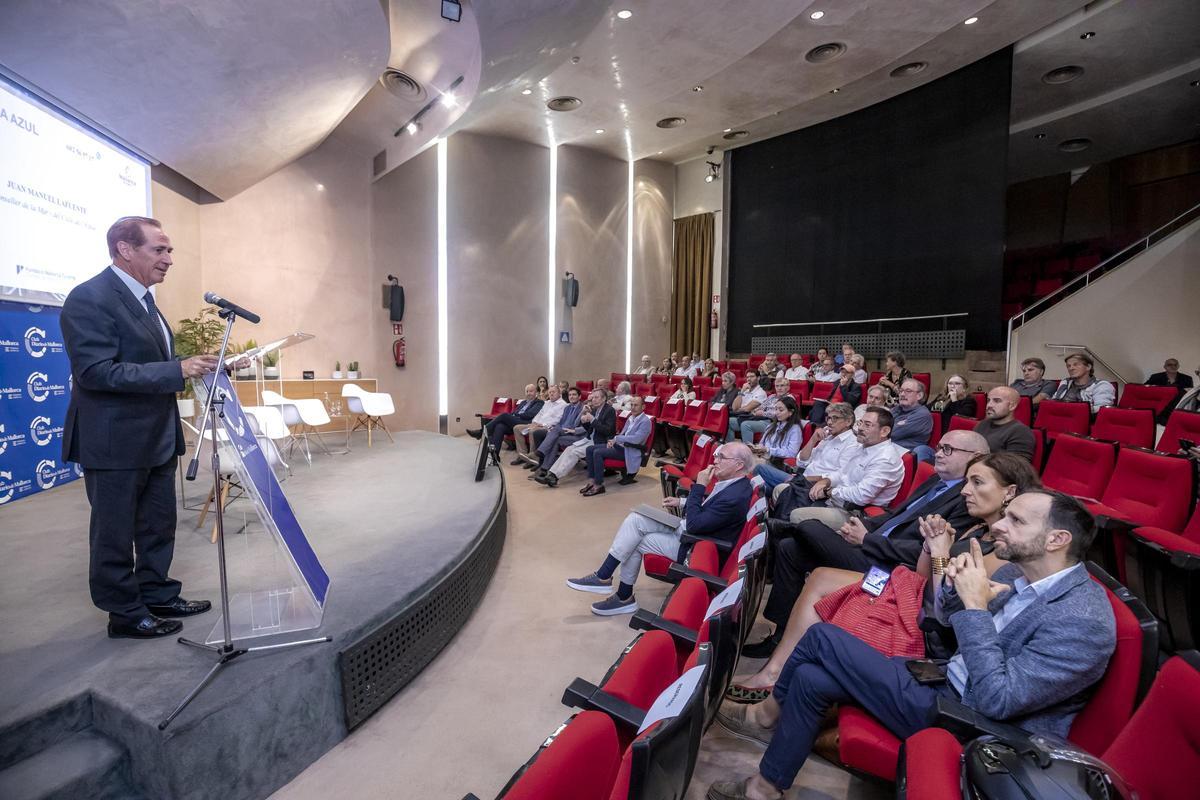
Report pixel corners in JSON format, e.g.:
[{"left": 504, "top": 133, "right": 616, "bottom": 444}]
[
  {"left": 546, "top": 96, "right": 583, "bottom": 112},
  {"left": 656, "top": 116, "right": 687, "bottom": 129},
  {"left": 1042, "top": 65, "right": 1084, "bottom": 85},
  {"left": 805, "top": 42, "right": 847, "bottom": 63},
  {"left": 380, "top": 68, "right": 426, "bottom": 101}
]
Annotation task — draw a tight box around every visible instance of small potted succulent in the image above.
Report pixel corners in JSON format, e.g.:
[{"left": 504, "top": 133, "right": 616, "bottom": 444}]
[
  {"left": 262, "top": 348, "right": 280, "bottom": 379},
  {"left": 333, "top": 361, "right": 343, "bottom": 379},
  {"left": 347, "top": 361, "right": 360, "bottom": 380},
  {"left": 236, "top": 339, "right": 256, "bottom": 380}
]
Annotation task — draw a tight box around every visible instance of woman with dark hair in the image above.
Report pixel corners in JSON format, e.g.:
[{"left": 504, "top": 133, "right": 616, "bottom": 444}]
[
  {"left": 535, "top": 375, "right": 550, "bottom": 400},
  {"left": 876, "top": 350, "right": 912, "bottom": 402},
  {"left": 669, "top": 376, "right": 696, "bottom": 403},
  {"left": 727, "top": 451, "right": 1041, "bottom": 701},
  {"left": 750, "top": 396, "right": 804, "bottom": 492}
]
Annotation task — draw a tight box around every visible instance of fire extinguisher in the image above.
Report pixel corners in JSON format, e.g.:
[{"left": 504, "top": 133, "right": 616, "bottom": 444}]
[
  {"left": 710, "top": 310, "right": 719, "bottom": 329},
  {"left": 393, "top": 337, "right": 405, "bottom": 367}
]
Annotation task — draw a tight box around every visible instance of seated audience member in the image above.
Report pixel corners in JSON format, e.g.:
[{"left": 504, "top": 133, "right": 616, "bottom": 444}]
[
  {"left": 1146, "top": 357, "right": 1193, "bottom": 421},
  {"left": 556, "top": 379, "right": 571, "bottom": 399},
  {"left": 662, "top": 376, "right": 698, "bottom": 459},
  {"left": 809, "top": 355, "right": 838, "bottom": 383},
  {"left": 673, "top": 355, "right": 695, "bottom": 377},
  {"left": 535, "top": 390, "right": 615, "bottom": 487},
  {"left": 727, "top": 370, "right": 766, "bottom": 440},
  {"left": 738, "top": 377, "right": 793, "bottom": 443},
  {"left": 712, "top": 372, "right": 740, "bottom": 407},
  {"left": 467, "top": 383, "right": 543, "bottom": 453},
  {"left": 849, "top": 353, "right": 868, "bottom": 385},
  {"left": 876, "top": 350, "right": 913, "bottom": 402},
  {"left": 519, "top": 386, "right": 579, "bottom": 467},
  {"left": 749, "top": 396, "right": 805, "bottom": 492},
  {"left": 757, "top": 429, "right": 987, "bottom": 654},
  {"left": 732, "top": 451, "right": 1038, "bottom": 697},
  {"left": 611, "top": 380, "right": 634, "bottom": 414},
  {"left": 814, "top": 347, "right": 830, "bottom": 366},
  {"left": 809, "top": 363, "right": 862, "bottom": 426},
  {"left": 930, "top": 374, "right": 976, "bottom": 433},
  {"left": 580, "top": 396, "right": 651, "bottom": 495},
  {"left": 656, "top": 356, "right": 674, "bottom": 375},
  {"left": 775, "top": 403, "right": 858, "bottom": 497},
  {"left": 783, "top": 353, "right": 809, "bottom": 382},
  {"left": 524, "top": 386, "right": 585, "bottom": 469},
  {"left": 1010, "top": 357, "right": 1056, "bottom": 406},
  {"left": 759, "top": 353, "right": 783, "bottom": 378},
  {"left": 700, "top": 357, "right": 720, "bottom": 380},
  {"left": 595, "top": 377, "right": 612, "bottom": 395},
  {"left": 1051, "top": 351, "right": 1115, "bottom": 412},
  {"left": 855, "top": 385, "right": 889, "bottom": 420},
  {"left": 834, "top": 342, "right": 855, "bottom": 367},
  {"left": 669, "top": 376, "right": 696, "bottom": 403},
  {"left": 633, "top": 354, "right": 656, "bottom": 378},
  {"left": 710, "top": 490, "right": 1115, "bottom": 800},
  {"left": 892, "top": 379, "right": 935, "bottom": 458},
  {"left": 535, "top": 375, "right": 550, "bottom": 399},
  {"left": 772, "top": 407, "right": 907, "bottom": 530},
  {"left": 567, "top": 443, "right": 753, "bottom": 614},
  {"left": 974, "top": 386, "right": 1036, "bottom": 461},
  {"left": 511, "top": 384, "right": 565, "bottom": 464}
]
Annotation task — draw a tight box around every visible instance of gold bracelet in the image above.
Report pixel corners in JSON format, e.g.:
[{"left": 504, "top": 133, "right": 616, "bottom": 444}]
[{"left": 930, "top": 556, "right": 950, "bottom": 576}]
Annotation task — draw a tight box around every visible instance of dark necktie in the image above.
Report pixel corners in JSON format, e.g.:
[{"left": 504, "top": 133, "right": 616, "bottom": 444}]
[
  {"left": 876, "top": 480, "right": 952, "bottom": 538},
  {"left": 143, "top": 291, "right": 167, "bottom": 350}
]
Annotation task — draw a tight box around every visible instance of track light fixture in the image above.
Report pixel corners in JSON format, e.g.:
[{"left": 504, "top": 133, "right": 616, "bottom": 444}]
[
  {"left": 395, "top": 74, "right": 465, "bottom": 137},
  {"left": 704, "top": 161, "right": 721, "bottom": 183}
]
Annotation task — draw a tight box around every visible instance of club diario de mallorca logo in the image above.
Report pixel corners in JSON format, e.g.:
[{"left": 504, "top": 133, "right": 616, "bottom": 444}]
[
  {"left": 23, "top": 326, "right": 62, "bottom": 358},
  {"left": 30, "top": 416, "right": 55, "bottom": 446},
  {"left": 26, "top": 371, "right": 50, "bottom": 402},
  {"left": 0, "top": 422, "right": 28, "bottom": 455},
  {"left": 35, "top": 459, "right": 73, "bottom": 490},
  {"left": 0, "top": 470, "right": 33, "bottom": 504}
]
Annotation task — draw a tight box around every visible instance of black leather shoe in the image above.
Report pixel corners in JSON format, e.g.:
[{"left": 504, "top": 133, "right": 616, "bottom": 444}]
[
  {"left": 466, "top": 428, "right": 482, "bottom": 439},
  {"left": 618, "top": 475, "right": 638, "bottom": 485},
  {"left": 766, "top": 518, "right": 801, "bottom": 539},
  {"left": 510, "top": 457, "right": 525, "bottom": 466},
  {"left": 108, "top": 615, "right": 183, "bottom": 639},
  {"left": 543, "top": 473, "right": 558, "bottom": 488},
  {"left": 740, "top": 635, "right": 779, "bottom": 659},
  {"left": 147, "top": 597, "right": 212, "bottom": 618}
]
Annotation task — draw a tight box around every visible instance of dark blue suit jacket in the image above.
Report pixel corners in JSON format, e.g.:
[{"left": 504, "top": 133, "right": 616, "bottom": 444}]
[
  {"left": 60, "top": 268, "right": 186, "bottom": 469},
  {"left": 683, "top": 476, "right": 753, "bottom": 544}
]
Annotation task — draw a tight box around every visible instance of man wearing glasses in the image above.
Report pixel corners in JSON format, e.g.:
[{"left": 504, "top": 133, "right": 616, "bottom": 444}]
[
  {"left": 567, "top": 443, "right": 754, "bottom": 616},
  {"left": 748, "top": 429, "right": 987, "bottom": 659}
]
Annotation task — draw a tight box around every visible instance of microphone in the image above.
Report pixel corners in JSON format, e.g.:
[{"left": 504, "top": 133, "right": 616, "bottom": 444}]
[{"left": 204, "top": 292, "right": 261, "bottom": 324}]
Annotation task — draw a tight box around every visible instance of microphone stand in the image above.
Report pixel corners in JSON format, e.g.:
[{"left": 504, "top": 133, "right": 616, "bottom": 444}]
[{"left": 161, "top": 309, "right": 329, "bottom": 730}]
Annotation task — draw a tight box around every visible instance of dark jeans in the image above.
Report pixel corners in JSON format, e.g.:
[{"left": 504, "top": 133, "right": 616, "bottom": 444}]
[
  {"left": 759, "top": 623, "right": 946, "bottom": 790},
  {"left": 586, "top": 444, "right": 625, "bottom": 484},
  {"left": 763, "top": 522, "right": 873, "bottom": 628},
  {"left": 770, "top": 478, "right": 825, "bottom": 521},
  {"left": 83, "top": 459, "right": 182, "bottom": 624},
  {"left": 485, "top": 412, "right": 526, "bottom": 451}
]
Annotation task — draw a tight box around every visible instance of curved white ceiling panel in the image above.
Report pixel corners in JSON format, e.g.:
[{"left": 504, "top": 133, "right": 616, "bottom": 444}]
[{"left": 0, "top": 0, "right": 390, "bottom": 199}]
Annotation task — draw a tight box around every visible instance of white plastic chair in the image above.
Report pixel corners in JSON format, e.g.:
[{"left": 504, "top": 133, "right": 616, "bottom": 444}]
[
  {"left": 181, "top": 418, "right": 241, "bottom": 542},
  {"left": 261, "top": 389, "right": 332, "bottom": 463},
  {"left": 342, "top": 383, "right": 396, "bottom": 446},
  {"left": 243, "top": 406, "right": 291, "bottom": 477}
]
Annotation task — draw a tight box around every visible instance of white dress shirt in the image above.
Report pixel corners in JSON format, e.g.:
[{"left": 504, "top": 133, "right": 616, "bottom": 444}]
[
  {"left": 735, "top": 385, "right": 768, "bottom": 412},
  {"left": 530, "top": 397, "right": 567, "bottom": 427},
  {"left": 784, "top": 365, "right": 809, "bottom": 381},
  {"left": 612, "top": 394, "right": 633, "bottom": 414},
  {"left": 798, "top": 429, "right": 858, "bottom": 479},
  {"left": 811, "top": 367, "right": 839, "bottom": 383},
  {"left": 109, "top": 265, "right": 170, "bottom": 351},
  {"left": 826, "top": 439, "right": 906, "bottom": 508}
]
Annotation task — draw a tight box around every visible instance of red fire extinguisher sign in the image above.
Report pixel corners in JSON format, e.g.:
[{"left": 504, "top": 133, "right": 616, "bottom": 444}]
[{"left": 393, "top": 337, "right": 405, "bottom": 367}]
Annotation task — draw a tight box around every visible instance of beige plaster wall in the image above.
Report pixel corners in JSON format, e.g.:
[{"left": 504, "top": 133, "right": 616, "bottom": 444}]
[
  {"left": 150, "top": 180, "right": 203, "bottom": 331},
  {"left": 633, "top": 158, "right": 675, "bottom": 368}
]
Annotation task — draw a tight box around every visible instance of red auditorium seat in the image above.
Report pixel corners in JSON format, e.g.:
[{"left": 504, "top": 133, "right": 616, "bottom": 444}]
[
  {"left": 658, "top": 433, "right": 717, "bottom": 499},
  {"left": 1042, "top": 257, "right": 1071, "bottom": 278},
  {"left": 610, "top": 372, "right": 625, "bottom": 386},
  {"left": 1039, "top": 433, "right": 1117, "bottom": 501},
  {"left": 843, "top": 562, "right": 1157, "bottom": 782},
  {"left": 1033, "top": 399, "right": 1091, "bottom": 441},
  {"left": 696, "top": 384, "right": 716, "bottom": 402},
  {"left": 911, "top": 373, "right": 931, "bottom": 398},
  {"left": 1125, "top": 523, "right": 1200, "bottom": 652},
  {"left": 867, "top": 371, "right": 884, "bottom": 388},
  {"left": 1030, "top": 426, "right": 1046, "bottom": 471},
  {"left": 650, "top": 374, "right": 668, "bottom": 385},
  {"left": 656, "top": 385, "right": 676, "bottom": 404},
  {"left": 577, "top": 380, "right": 594, "bottom": 394},
  {"left": 726, "top": 359, "right": 748, "bottom": 373},
  {"left": 1013, "top": 395, "right": 1032, "bottom": 426},
  {"left": 633, "top": 382, "right": 653, "bottom": 396},
  {"left": 801, "top": 354, "right": 814, "bottom": 367},
  {"left": 479, "top": 396, "right": 515, "bottom": 423},
  {"left": 806, "top": 380, "right": 835, "bottom": 408},
  {"left": 747, "top": 355, "right": 765, "bottom": 370},
  {"left": 694, "top": 402, "right": 729, "bottom": 439},
  {"left": 1118, "top": 384, "right": 1179, "bottom": 418},
  {"left": 864, "top": 452, "right": 925, "bottom": 517},
  {"left": 482, "top": 711, "right": 622, "bottom": 800},
  {"left": 946, "top": 414, "right": 976, "bottom": 433},
  {"left": 972, "top": 391, "right": 987, "bottom": 418},
  {"left": 1091, "top": 406, "right": 1155, "bottom": 449},
  {"left": 641, "top": 396, "right": 661, "bottom": 418},
  {"left": 1157, "top": 409, "right": 1200, "bottom": 454},
  {"left": 902, "top": 653, "right": 1200, "bottom": 800},
  {"left": 658, "top": 398, "right": 683, "bottom": 424},
  {"left": 1033, "top": 276, "right": 1064, "bottom": 297},
  {"left": 789, "top": 380, "right": 811, "bottom": 405}
]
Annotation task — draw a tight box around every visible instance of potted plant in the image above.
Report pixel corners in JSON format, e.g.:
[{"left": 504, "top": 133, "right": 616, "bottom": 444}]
[
  {"left": 174, "top": 307, "right": 226, "bottom": 403},
  {"left": 262, "top": 348, "right": 280, "bottom": 379},
  {"left": 236, "top": 339, "right": 256, "bottom": 380},
  {"left": 333, "top": 361, "right": 343, "bottom": 379},
  {"left": 347, "top": 361, "right": 360, "bottom": 380}
]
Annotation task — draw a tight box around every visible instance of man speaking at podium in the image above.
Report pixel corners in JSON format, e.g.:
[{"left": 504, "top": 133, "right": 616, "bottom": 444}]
[{"left": 61, "top": 216, "right": 217, "bottom": 640}]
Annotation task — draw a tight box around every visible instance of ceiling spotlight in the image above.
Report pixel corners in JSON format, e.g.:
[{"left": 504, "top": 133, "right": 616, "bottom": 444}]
[
  {"left": 723, "top": 128, "right": 732, "bottom": 132},
  {"left": 829, "top": 87, "right": 840, "bottom": 94},
  {"left": 315, "top": 183, "right": 325, "bottom": 191},
  {"left": 595, "top": 128, "right": 605, "bottom": 134},
  {"left": 440, "top": 91, "right": 458, "bottom": 108},
  {"left": 1191, "top": 80, "right": 1200, "bottom": 88},
  {"left": 656, "top": 150, "right": 663, "bottom": 154},
  {"left": 692, "top": 85, "right": 704, "bottom": 92},
  {"left": 1035, "top": 132, "right": 1047, "bottom": 139},
  {"left": 704, "top": 161, "right": 721, "bottom": 183},
  {"left": 405, "top": 121, "right": 421, "bottom": 135},
  {"left": 441, "top": 0, "right": 462, "bottom": 22},
  {"left": 964, "top": 16, "right": 978, "bottom": 25},
  {"left": 1080, "top": 31, "right": 1096, "bottom": 39},
  {"left": 1058, "top": 138, "right": 1092, "bottom": 153},
  {"left": 521, "top": 87, "right": 532, "bottom": 95},
  {"left": 616, "top": 9, "right": 632, "bottom": 19},
  {"left": 810, "top": 10, "right": 824, "bottom": 19}
]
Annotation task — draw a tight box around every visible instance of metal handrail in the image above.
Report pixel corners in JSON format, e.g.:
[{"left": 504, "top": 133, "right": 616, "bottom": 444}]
[
  {"left": 1042, "top": 343, "right": 1127, "bottom": 386},
  {"left": 1005, "top": 200, "right": 1200, "bottom": 375},
  {"left": 754, "top": 311, "right": 967, "bottom": 329}
]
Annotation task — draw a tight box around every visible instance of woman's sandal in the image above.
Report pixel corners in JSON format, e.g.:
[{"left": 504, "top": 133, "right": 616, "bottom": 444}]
[{"left": 724, "top": 683, "right": 774, "bottom": 704}]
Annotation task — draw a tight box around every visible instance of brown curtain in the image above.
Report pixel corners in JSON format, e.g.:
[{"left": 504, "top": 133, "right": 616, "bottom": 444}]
[{"left": 671, "top": 212, "right": 714, "bottom": 359}]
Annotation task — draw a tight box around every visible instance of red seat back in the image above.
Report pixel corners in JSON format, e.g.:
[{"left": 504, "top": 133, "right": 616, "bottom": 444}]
[
  {"left": 810, "top": 381, "right": 836, "bottom": 403},
  {"left": 726, "top": 359, "right": 748, "bottom": 373},
  {"left": 1014, "top": 395, "right": 1032, "bottom": 427},
  {"left": 747, "top": 355, "right": 765, "bottom": 370},
  {"left": 656, "top": 385, "right": 676, "bottom": 403},
  {"left": 893, "top": 451, "right": 918, "bottom": 504},
  {"left": 1099, "top": 448, "right": 1194, "bottom": 532},
  {"left": 1118, "top": 384, "right": 1180, "bottom": 417},
  {"left": 1034, "top": 399, "right": 1091, "bottom": 439},
  {"left": 641, "top": 396, "right": 661, "bottom": 417},
  {"left": 650, "top": 373, "right": 669, "bottom": 385},
  {"left": 680, "top": 433, "right": 717, "bottom": 481},
  {"left": 576, "top": 380, "right": 594, "bottom": 394},
  {"left": 660, "top": 578, "right": 710, "bottom": 633},
  {"left": 679, "top": 400, "right": 707, "bottom": 427},
  {"left": 659, "top": 398, "right": 684, "bottom": 422},
  {"left": 500, "top": 711, "right": 621, "bottom": 800},
  {"left": 615, "top": 410, "right": 628, "bottom": 433},
  {"left": 947, "top": 415, "right": 976, "bottom": 433},
  {"left": 1158, "top": 409, "right": 1200, "bottom": 454},
  {"left": 600, "top": 631, "right": 681, "bottom": 712},
  {"left": 972, "top": 392, "right": 987, "bottom": 418},
  {"left": 1091, "top": 407, "right": 1155, "bottom": 449},
  {"left": 701, "top": 402, "right": 729, "bottom": 435},
  {"left": 634, "top": 382, "right": 653, "bottom": 396},
  {"left": 609, "top": 372, "right": 625, "bottom": 386},
  {"left": 912, "top": 372, "right": 931, "bottom": 397},
  {"left": 1040, "top": 434, "right": 1117, "bottom": 501},
  {"left": 696, "top": 383, "right": 716, "bottom": 401},
  {"left": 867, "top": 371, "right": 884, "bottom": 388},
  {"left": 1102, "top": 654, "right": 1200, "bottom": 800},
  {"left": 490, "top": 396, "right": 514, "bottom": 415}
]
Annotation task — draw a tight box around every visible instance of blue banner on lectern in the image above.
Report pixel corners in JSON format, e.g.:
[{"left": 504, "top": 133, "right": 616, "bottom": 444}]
[
  {"left": 201, "top": 371, "right": 330, "bottom": 605},
  {"left": 0, "top": 301, "right": 77, "bottom": 505}
]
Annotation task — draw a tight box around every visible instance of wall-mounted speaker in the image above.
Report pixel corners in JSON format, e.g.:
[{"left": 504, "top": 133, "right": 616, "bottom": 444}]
[{"left": 562, "top": 273, "right": 579, "bottom": 307}]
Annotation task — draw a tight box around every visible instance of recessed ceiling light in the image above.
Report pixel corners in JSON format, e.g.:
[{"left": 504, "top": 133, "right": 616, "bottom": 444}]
[
  {"left": 440, "top": 91, "right": 458, "bottom": 108},
  {"left": 1042, "top": 65, "right": 1084, "bottom": 85},
  {"left": 616, "top": 9, "right": 632, "bottom": 19},
  {"left": 405, "top": 121, "right": 421, "bottom": 135},
  {"left": 723, "top": 128, "right": 732, "bottom": 133},
  {"left": 656, "top": 151, "right": 663, "bottom": 154},
  {"left": 521, "top": 88, "right": 532, "bottom": 95},
  {"left": 1035, "top": 133, "right": 1047, "bottom": 139},
  {"left": 656, "top": 116, "right": 687, "bottom": 128},
  {"left": 890, "top": 61, "right": 928, "bottom": 78},
  {"left": 1080, "top": 31, "right": 1095, "bottom": 39},
  {"left": 315, "top": 183, "right": 325, "bottom": 191},
  {"left": 829, "top": 88, "right": 840, "bottom": 94},
  {"left": 595, "top": 129, "right": 605, "bottom": 134},
  {"left": 546, "top": 96, "right": 583, "bottom": 112},
  {"left": 964, "top": 17, "right": 979, "bottom": 25},
  {"left": 1191, "top": 80, "right": 1200, "bottom": 88},
  {"left": 692, "top": 85, "right": 703, "bottom": 93},
  {"left": 1058, "top": 137, "right": 1092, "bottom": 153},
  {"left": 809, "top": 10, "right": 824, "bottom": 19}
]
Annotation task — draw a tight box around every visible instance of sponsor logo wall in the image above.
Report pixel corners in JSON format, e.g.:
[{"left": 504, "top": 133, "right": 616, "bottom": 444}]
[{"left": 0, "top": 300, "right": 75, "bottom": 503}]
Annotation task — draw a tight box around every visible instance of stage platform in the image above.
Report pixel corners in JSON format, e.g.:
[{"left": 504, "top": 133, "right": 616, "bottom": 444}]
[{"left": 0, "top": 431, "right": 506, "bottom": 800}]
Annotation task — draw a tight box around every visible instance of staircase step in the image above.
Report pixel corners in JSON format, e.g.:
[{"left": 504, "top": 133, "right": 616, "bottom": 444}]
[{"left": 0, "top": 729, "right": 139, "bottom": 800}]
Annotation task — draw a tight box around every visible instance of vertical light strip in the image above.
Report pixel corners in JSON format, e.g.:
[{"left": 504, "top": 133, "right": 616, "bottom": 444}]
[
  {"left": 547, "top": 142, "right": 558, "bottom": 382},
  {"left": 625, "top": 157, "right": 634, "bottom": 374},
  {"left": 436, "top": 138, "right": 449, "bottom": 430}
]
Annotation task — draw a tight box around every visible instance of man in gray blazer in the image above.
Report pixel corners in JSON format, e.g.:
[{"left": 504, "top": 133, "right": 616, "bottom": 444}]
[
  {"left": 580, "top": 396, "right": 651, "bottom": 496},
  {"left": 709, "top": 490, "right": 1116, "bottom": 800}
]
